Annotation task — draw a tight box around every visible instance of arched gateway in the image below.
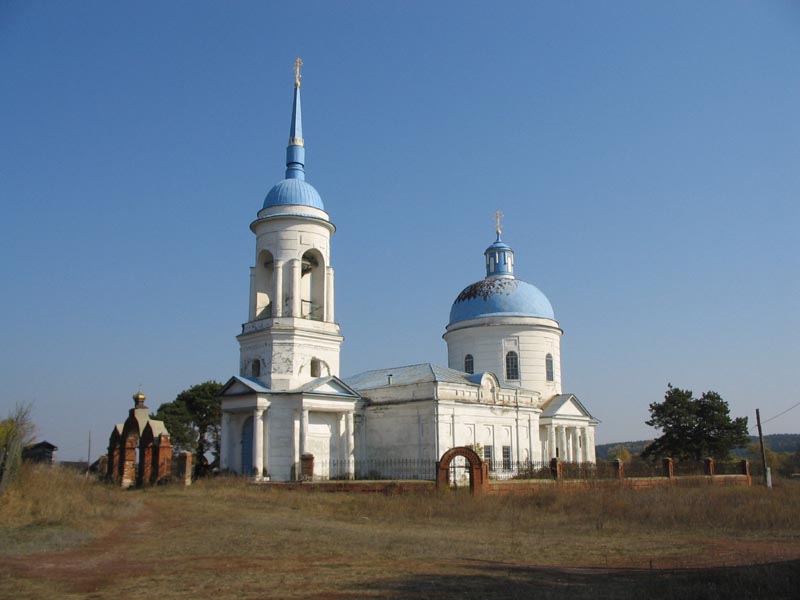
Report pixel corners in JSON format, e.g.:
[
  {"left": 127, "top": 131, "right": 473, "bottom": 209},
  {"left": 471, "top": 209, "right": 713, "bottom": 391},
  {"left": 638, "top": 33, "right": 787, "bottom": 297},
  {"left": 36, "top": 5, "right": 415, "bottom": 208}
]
[{"left": 436, "top": 447, "right": 489, "bottom": 495}]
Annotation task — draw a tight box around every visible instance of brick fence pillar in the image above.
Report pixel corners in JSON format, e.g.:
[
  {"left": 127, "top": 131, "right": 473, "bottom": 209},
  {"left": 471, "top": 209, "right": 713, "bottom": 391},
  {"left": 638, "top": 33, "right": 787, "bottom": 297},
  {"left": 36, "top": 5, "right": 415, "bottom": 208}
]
[
  {"left": 176, "top": 451, "right": 192, "bottom": 486},
  {"left": 301, "top": 453, "right": 314, "bottom": 481},
  {"left": 613, "top": 458, "right": 625, "bottom": 480},
  {"left": 704, "top": 457, "right": 715, "bottom": 477},
  {"left": 662, "top": 457, "right": 674, "bottom": 479},
  {"left": 550, "top": 457, "right": 562, "bottom": 481}
]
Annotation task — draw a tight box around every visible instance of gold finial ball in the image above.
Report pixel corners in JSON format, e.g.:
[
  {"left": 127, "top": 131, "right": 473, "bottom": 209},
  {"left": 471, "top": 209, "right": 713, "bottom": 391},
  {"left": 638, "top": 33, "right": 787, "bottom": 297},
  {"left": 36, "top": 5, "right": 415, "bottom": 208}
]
[{"left": 132, "top": 390, "right": 147, "bottom": 405}]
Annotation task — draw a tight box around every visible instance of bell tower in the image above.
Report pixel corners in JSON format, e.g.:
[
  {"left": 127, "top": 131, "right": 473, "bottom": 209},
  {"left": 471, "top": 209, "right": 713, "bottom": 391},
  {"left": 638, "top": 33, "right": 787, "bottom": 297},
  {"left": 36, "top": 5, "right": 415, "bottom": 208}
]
[{"left": 237, "top": 59, "right": 342, "bottom": 391}]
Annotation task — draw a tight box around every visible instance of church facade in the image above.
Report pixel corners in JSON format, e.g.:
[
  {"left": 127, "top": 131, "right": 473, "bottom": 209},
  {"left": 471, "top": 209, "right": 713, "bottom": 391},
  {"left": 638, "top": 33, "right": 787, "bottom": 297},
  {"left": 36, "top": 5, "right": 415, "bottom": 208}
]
[{"left": 219, "top": 62, "right": 597, "bottom": 481}]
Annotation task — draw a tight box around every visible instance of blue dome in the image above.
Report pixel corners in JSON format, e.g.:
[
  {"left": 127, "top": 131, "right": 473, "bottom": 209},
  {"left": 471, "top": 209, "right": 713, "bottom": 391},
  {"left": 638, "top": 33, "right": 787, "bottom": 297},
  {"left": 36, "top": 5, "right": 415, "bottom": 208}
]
[
  {"left": 449, "top": 277, "right": 555, "bottom": 325},
  {"left": 263, "top": 178, "right": 324, "bottom": 210}
]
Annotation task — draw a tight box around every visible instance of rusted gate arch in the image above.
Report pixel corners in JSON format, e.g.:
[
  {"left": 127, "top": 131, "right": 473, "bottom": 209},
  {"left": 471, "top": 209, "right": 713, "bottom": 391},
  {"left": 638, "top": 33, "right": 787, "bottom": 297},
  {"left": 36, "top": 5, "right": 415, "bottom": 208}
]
[{"left": 436, "top": 446, "right": 489, "bottom": 495}]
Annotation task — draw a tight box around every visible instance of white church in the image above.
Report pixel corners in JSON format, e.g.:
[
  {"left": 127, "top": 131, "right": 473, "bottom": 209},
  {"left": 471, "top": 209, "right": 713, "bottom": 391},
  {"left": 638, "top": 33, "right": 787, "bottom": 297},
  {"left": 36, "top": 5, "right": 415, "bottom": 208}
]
[{"left": 219, "top": 62, "right": 597, "bottom": 481}]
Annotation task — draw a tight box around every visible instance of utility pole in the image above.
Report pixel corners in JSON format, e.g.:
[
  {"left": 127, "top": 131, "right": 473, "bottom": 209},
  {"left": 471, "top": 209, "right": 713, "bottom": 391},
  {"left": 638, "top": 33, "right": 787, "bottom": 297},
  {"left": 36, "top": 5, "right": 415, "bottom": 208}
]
[
  {"left": 85, "top": 430, "right": 92, "bottom": 477},
  {"left": 755, "top": 409, "right": 771, "bottom": 489}
]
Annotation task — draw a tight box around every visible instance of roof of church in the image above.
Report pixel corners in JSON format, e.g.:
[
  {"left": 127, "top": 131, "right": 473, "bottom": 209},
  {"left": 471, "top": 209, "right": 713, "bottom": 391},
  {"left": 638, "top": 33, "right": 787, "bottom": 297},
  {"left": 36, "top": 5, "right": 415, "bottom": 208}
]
[
  {"left": 449, "top": 277, "right": 554, "bottom": 324},
  {"left": 263, "top": 60, "right": 325, "bottom": 211},
  {"left": 344, "top": 363, "right": 479, "bottom": 391},
  {"left": 448, "top": 230, "right": 555, "bottom": 325}
]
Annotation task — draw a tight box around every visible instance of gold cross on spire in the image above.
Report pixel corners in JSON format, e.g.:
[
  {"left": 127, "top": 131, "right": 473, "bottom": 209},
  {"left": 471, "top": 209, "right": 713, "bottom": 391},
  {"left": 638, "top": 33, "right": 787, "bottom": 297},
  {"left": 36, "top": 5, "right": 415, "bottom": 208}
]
[
  {"left": 294, "top": 57, "right": 303, "bottom": 88},
  {"left": 494, "top": 210, "right": 504, "bottom": 237}
]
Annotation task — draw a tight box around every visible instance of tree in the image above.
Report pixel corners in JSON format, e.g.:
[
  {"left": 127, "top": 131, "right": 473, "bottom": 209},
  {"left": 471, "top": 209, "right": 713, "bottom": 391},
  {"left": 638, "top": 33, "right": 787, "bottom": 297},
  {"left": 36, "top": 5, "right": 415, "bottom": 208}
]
[
  {"left": 642, "top": 385, "right": 749, "bottom": 462},
  {"left": 0, "top": 403, "right": 35, "bottom": 495},
  {"left": 154, "top": 381, "right": 223, "bottom": 477},
  {"left": 607, "top": 444, "right": 632, "bottom": 463},
  {"left": 746, "top": 442, "right": 782, "bottom": 472}
]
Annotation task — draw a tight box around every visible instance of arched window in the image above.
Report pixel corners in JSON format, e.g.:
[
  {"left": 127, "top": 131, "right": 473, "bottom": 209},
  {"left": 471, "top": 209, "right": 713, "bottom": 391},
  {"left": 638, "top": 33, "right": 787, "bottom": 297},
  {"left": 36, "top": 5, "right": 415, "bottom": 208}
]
[
  {"left": 301, "top": 249, "right": 325, "bottom": 321},
  {"left": 505, "top": 351, "right": 519, "bottom": 380},
  {"left": 545, "top": 353, "right": 554, "bottom": 382},
  {"left": 252, "top": 359, "right": 261, "bottom": 378},
  {"left": 255, "top": 250, "right": 274, "bottom": 319},
  {"left": 464, "top": 354, "right": 474, "bottom": 374}
]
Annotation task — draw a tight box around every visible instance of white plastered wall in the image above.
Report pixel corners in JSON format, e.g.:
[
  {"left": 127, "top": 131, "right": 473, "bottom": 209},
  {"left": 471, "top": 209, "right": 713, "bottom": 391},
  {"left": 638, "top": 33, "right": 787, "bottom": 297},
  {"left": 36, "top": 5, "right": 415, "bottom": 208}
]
[{"left": 445, "top": 317, "right": 563, "bottom": 398}]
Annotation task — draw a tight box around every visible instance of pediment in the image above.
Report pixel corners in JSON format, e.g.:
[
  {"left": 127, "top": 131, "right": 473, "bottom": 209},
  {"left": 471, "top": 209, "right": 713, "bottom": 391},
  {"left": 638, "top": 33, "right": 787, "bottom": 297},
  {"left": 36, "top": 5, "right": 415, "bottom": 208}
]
[
  {"left": 541, "top": 394, "right": 595, "bottom": 419},
  {"left": 219, "top": 375, "right": 269, "bottom": 397},
  {"left": 300, "top": 376, "right": 360, "bottom": 399}
]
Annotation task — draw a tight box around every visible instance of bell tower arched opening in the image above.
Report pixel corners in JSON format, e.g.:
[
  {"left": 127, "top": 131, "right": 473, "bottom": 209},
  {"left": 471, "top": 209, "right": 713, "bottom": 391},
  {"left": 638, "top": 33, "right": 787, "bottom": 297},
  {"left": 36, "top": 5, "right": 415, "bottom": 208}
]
[
  {"left": 301, "top": 249, "right": 325, "bottom": 321},
  {"left": 254, "top": 249, "right": 275, "bottom": 319}
]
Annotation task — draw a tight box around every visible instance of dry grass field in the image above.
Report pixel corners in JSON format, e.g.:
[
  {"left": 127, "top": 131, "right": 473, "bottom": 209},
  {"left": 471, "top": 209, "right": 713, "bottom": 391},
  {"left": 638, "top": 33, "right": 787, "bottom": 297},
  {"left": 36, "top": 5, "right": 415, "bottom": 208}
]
[{"left": 2, "top": 465, "right": 800, "bottom": 599}]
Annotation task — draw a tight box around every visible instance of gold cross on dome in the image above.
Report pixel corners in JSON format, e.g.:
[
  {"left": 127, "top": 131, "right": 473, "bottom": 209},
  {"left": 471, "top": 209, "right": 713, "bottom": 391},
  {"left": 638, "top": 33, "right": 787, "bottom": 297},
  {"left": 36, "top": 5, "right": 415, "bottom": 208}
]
[
  {"left": 494, "top": 210, "right": 504, "bottom": 236},
  {"left": 294, "top": 57, "right": 303, "bottom": 88}
]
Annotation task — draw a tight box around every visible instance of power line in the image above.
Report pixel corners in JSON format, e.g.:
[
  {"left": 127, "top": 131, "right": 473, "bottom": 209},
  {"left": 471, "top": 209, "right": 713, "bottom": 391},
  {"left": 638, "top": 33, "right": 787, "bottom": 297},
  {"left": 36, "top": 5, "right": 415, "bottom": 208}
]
[{"left": 760, "top": 400, "right": 800, "bottom": 426}]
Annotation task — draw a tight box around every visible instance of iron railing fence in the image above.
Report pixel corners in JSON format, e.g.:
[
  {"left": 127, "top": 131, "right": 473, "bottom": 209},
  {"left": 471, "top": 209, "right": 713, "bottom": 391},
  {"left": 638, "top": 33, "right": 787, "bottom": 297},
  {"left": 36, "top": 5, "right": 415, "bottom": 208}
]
[
  {"left": 290, "top": 457, "right": 754, "bottom": 483},
  {"left": 622, "top": 460, "right": 665, "bottom": 478},
  {"left": 714, "top": 460, "right": 748, "bottom": 475},
  {"left": 310, "top": 458, "right": 437, "bottom": 481},
  {"left": 488, "top": 460, "right": 553, "bottom": 481},
  {"left": 673, "top": 461, "right": 707, "bottom": 477},
  {"left": 583, "top": 461, "right": 620, "bottom": 479}
]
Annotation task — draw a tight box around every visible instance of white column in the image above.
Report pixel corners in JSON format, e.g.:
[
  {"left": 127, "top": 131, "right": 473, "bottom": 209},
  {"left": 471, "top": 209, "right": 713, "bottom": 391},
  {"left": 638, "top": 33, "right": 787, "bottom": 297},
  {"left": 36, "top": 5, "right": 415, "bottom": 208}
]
[
  {"left": 248, "top": 267, "right": 256, "bottom": 321},
  {"left": 293, "top": 410, "right": 300, "bottom": 479},
  {"left": 587, "top": 427, "right": 596, "bottom": 463},
  {"left": 557, "top": 426, "right": 567, "bottom": 461},
  {"left": 253, "top": 408, "right": 264, "bottom": 478},
  {"left": 220, "top": 411, "right": 231, "bottom": 470},
  {"left": 325, "top": 266, "right": 335, "bottom": 322},
  {"left": 274, "top": 261, "right": 284, "bottom": 317},
  {"left": 530, "top": 415, "right": 540, "bottom": 462},
  {"left": 262, "top": 408, "right": 270, "bottom": 478},
  {"left": 291, "top": 259, "right": 301, "bottom": 317},
  {"left": 581, "top": 427, "right": 590, "bottom": 463},
  {"left": 548, "top": 425, "right": 557, "bottom": 460},
  {"left": 566, "top": 428, "right": 573, "bottom": 462},
  {"left": 345, "top": 411, "right": 354, "bottom": 478},
  {"left": 300, "top": 408, "right": 309, "bottom": 456}
]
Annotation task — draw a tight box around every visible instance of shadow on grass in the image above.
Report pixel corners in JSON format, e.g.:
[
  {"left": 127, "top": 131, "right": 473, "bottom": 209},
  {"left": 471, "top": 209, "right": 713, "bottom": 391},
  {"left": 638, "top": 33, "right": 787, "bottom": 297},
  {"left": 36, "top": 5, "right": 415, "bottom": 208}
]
[{"left": 349, "top": 559, "right": 800, "bottom": 600}]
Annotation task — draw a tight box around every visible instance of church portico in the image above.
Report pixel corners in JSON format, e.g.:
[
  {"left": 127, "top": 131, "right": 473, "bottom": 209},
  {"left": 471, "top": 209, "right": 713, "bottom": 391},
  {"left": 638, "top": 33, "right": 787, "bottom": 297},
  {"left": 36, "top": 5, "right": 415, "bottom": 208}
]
[{"left": 219, "top": 374, "right": 359, "bottom": 480}]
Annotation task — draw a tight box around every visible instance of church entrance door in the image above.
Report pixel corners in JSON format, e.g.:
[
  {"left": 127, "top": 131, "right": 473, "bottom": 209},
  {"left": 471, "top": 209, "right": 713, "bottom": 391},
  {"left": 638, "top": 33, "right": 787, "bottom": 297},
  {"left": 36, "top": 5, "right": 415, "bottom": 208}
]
[{"left": 241, "top": 416, "right": 254, "bottom": 475}]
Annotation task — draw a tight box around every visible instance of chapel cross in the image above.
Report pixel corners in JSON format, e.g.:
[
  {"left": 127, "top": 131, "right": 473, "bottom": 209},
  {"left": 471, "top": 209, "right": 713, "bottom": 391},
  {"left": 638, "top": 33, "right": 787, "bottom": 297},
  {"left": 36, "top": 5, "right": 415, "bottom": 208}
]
[
  {"left": 294, "top": 57, "right": 303, "bottom": 88},
  {"left": 494, "top": 210, "right": 504, "bottom": 237}
]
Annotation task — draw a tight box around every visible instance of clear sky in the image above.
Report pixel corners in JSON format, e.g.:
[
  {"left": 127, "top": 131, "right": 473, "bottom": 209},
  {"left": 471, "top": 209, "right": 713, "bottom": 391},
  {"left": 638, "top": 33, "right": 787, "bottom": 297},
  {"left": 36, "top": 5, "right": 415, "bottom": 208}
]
[{"left": 1, "top": 1, "right": 798, "bottom": 461}]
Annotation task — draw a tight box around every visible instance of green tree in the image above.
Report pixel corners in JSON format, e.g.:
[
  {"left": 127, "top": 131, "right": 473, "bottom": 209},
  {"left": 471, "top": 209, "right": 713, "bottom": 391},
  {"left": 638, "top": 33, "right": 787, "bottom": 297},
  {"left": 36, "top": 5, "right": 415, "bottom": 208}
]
[
  {"left": 642, "top": 385, "right": 749, "bottom": 461},
  {"left": 746, "top": 442, "right": 782, "bottom": 472},
  {"left": 154, "top": 381, "right": 223, "bottom": 476},
  {"left": 0, "top": 403, "right": 35, "bottom": 495},
  {"left": 607, "top": 444, "right": 632, "bottom": 463}
]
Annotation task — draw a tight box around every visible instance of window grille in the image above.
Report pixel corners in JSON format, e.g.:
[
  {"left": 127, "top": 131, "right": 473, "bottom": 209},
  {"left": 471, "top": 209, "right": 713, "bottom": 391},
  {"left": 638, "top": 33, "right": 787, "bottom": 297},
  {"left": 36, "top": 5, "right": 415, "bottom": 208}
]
[
  {"left": 502, "top": 446, "right": 512, "bottom": 470},
  {"left": 483, "top": 446, "right": 494, "bottom": 471},
  {"left": 505, "top": 351, "right": 519, "bottom": 380}
]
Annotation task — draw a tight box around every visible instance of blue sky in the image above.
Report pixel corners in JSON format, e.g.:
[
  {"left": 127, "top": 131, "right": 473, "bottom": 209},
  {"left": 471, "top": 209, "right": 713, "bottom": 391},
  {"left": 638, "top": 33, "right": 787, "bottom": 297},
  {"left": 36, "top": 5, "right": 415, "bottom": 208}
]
[{"left": 1, "top": 1, "right": 798, "bottom": 460}]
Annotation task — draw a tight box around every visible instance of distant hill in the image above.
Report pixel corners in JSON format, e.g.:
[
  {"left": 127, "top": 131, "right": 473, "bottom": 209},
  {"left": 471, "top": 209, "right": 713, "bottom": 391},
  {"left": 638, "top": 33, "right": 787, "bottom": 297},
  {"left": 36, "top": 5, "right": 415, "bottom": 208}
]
[{"left": 596, "top": 434, "right": 800, "bottom": 460}]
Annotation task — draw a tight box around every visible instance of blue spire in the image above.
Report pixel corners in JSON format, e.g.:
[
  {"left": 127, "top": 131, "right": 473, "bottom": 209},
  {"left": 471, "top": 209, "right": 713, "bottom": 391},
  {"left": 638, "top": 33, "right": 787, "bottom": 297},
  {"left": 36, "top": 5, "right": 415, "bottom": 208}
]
[
  {"left": 262, "top": 58, "right": 325, "bottom": 211},
  {"left": 285, "top": 57, "right": 305, "bottom": 180}
]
